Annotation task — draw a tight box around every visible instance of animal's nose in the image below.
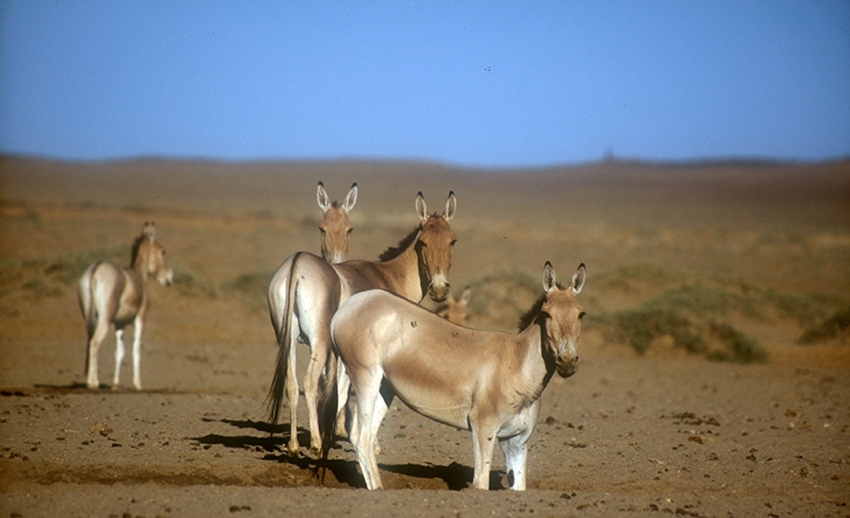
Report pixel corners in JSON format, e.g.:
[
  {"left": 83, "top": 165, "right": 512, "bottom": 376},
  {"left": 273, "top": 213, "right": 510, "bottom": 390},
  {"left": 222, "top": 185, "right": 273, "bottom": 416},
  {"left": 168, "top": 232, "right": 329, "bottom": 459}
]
[{"left": 429, "top": 281, "right": 451, "bottom": 303}]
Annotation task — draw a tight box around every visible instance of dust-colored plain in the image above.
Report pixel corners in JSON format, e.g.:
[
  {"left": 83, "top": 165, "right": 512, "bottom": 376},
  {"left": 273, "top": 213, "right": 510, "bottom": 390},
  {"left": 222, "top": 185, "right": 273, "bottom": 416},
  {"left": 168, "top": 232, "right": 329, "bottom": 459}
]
[{"left": 1, "top": 156, "right": 848, "bottom": 517}]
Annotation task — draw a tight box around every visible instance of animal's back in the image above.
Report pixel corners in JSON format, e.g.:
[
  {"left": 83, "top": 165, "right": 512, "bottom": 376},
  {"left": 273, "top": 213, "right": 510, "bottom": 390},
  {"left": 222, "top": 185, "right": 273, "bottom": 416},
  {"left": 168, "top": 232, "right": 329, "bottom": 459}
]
[{"left": 332, "top": 289, "right": 509, "bottom": 429}]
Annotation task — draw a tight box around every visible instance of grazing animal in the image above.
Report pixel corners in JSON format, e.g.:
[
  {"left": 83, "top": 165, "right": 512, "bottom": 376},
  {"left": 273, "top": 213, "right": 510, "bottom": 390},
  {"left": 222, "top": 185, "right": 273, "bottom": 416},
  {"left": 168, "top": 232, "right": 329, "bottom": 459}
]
[
  {"left": 437, "top": 286, "right": 471, "bottom": 325},
  {"left": 77, "top": 222, "right": 173, "bottom": 390},
  {"left": 330, "top": 262, "right": 586, "bottom": 490},
  {"left": 317, "top": 181, "right": 358, "bottom": 263},
  {"left": 267, "top": 191, "right": 457, "bottom": 455}
]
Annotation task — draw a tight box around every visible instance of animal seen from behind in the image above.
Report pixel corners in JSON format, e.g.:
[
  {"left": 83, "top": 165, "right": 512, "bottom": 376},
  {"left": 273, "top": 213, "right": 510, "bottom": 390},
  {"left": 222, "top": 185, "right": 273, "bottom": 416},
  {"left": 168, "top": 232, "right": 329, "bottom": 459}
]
[
  {"left": 329, "top": 262, "right": 586, "bottom": 490},
  {"left": 267, "top": 191, "right": 458, "bottom": 456},
  {"left": 317, "top": 181, "right": 358, "bottom": 264},
  {"left": 77, "top": 222, "right": 173, "bottom": 390},
  {"left": 437, "top": 285, "right": 471, "bottom": 325}
]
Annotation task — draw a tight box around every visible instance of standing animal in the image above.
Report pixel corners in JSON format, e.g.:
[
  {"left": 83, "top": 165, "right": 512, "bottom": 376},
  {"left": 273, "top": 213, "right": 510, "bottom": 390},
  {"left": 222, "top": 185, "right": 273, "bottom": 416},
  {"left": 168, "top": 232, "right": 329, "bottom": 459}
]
[
  {"left": 330, "top": 262, "right": 585, "bottom": 490},
  {"left": 437, "top": 286, "right": 471, "bottom": 325},
  {"left": 316, "top": 181, "right": 358, "bottom": 263},
  {"left": 267, "top": 191, "right": 458, "bottom": 456},
  {"left": 77, "top": 222, "right": 174, "bottom": 390}
]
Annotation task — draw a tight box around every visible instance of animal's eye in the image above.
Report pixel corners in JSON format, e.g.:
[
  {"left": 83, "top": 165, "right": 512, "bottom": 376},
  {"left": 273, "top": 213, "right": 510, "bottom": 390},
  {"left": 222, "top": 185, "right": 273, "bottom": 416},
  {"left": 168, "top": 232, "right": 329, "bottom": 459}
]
[
  {"left": 319, "top": 227, "right": 326, "bottom": 236},
  {"left": 347, "top": 228, "right": 353, "bottom": 235},
  {"left": 450, "top": 239, "right": 457, "bottom": 247},
  {"left": 579, "top": 312, "right": 586, "bottom": 320}
]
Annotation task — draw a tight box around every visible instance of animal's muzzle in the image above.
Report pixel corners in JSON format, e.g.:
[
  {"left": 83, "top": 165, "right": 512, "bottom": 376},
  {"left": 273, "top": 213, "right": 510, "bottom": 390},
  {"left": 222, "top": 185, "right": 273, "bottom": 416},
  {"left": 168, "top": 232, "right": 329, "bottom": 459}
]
[
  {"left": 159, "top": 269, "right": 174, "bottom": 287},
  {"left": 556, "top": 355, "right": 580, "bottom": 378},
  {"left": 428, "top": 273, "right": 450, "bottom": 303}
]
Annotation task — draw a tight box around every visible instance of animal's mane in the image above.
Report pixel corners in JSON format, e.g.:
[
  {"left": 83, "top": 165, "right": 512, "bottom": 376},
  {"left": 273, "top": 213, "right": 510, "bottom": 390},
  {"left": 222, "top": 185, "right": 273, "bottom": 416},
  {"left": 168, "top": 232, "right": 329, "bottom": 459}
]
[
  {"left": 517, "top": 283, "right": 564, "bottom": 331},
  {"left": 129, "top": 233, "right": 147, "bottom": 266},
  {"left": 378, "top": 225, "right": 422, "bottom": 262}
]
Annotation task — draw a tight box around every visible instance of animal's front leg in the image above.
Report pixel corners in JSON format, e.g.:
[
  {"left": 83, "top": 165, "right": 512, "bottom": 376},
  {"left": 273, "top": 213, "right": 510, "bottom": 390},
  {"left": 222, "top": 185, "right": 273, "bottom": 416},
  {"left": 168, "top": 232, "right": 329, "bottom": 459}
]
[
  {"left": 499, "top": 432, "right": 531, "bottom": 490},
  {"left": 470, "top": 419, "right": 498, "bottom": 490},
  {"left": 131, "top": 319, "right": 143, "bottom": 390},
  {"left": 113, "top": 328, "right": 125, "bottom": 389}
]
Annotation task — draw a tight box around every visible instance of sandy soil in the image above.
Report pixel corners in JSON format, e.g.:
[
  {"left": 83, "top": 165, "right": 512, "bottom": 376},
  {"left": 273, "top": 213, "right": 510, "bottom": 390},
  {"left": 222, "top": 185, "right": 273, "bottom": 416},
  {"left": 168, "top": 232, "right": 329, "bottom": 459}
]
[{"left": 1, "top": 156, "right": 848, "bottom": 517}]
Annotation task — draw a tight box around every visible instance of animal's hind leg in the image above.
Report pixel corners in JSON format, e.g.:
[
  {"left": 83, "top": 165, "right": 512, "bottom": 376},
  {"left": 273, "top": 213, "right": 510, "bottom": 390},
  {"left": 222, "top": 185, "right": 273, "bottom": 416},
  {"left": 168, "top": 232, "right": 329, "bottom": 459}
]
[
  {"left": 285, "top": 327, "right": 300, "bottom": 455},
  {"left": 86, "top": 320, "right": 110, "bottom": 389},
  {"left": 112, "top": 328, "right": 125, "bottom": 389},
  {"left": 304, "top": 334, "right": 332, "bottom": 455},
  {"left": 351, "top": 370, "right": 385, "bottom": 489},
  {"left": 131, "top": 318, "right": 143, "bottom": 390},
  {"left": 335, "top": 360, "right": 350, "bottom": 437}
]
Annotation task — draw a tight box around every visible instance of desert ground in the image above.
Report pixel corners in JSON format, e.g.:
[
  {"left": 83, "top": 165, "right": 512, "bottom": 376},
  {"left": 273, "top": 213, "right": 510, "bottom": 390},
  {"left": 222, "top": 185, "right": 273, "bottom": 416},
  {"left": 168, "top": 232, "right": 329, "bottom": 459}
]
[{"left": 1, "top": 156, "right": 848, "bottom": 517}]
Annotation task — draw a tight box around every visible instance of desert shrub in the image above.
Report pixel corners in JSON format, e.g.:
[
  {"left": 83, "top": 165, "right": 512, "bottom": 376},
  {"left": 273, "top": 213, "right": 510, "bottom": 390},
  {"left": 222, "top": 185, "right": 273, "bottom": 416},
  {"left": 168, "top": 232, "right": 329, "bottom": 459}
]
[
  {"left": 595, "top": 263, "right": 682, "bottom": 292},
  {"left": 227, "top": 270, "right": 274, "bottom": 297},
  {"left": 597, "top": 281, "right": 768, "bottom": 363},
  {"left": 706, "top": 321, "right": 768, "bottom": 363},
  {"left": 797, "top": 305, "right": 850, "bottom": 344},
  {"left": 172, "top": 269, "right": 218, "bottom": 299},
  {"left": 21, "top": 277, "right": 63, "bottom": 298},
  {"left": 648, "top": 284, "right": 762, "bottom": 319},
  {"left": 465, "top": 268, "right": 540, "bottom": 329},
  {"left": 225, "top": 270, "right": 276, "bottom": 313},
  {"left": 603, "top": 308, "right": 706, "bottom": 355},
  {"left": 38, "top": 246, "right": 126, "bottom": 285}
]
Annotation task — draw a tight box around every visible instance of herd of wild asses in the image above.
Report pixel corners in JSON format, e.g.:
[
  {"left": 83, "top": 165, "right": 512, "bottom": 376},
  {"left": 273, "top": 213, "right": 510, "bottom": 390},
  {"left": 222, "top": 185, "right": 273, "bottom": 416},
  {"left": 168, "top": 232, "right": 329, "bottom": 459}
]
[{"left": 78, "top": 183, "right": 586, "bottom": 490}]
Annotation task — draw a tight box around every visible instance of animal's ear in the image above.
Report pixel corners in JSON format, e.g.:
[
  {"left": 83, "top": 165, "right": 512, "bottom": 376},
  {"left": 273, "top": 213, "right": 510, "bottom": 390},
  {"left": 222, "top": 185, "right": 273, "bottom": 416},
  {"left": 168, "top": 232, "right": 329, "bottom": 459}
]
[
  {"left": 144, "top": 222, "right": 156, "bottom": 241},
  {"left": 443, "top": 191, "right": 457, "bottom": 221},
  {"left": 415, "top": 192, "right": 428, "bottom": 222},
  {"left": 344, "top": 182, "right": 358, "bottom": 212},
  {"left": 542, "top": 261, "right": 556, "bottom": 293},
  {"left": 460, "top": 286, "right": 472, "bottom": 304},
  {"left": 571, "top": 263, "right": 586, "bottom": 294},
  {"left": 317, "top": 181, "right": 330, "bottom": 211}
]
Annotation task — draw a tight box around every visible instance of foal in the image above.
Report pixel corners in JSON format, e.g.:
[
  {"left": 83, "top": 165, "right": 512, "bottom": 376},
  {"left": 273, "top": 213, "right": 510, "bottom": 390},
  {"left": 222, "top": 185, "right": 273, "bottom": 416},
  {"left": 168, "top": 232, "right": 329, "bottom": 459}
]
[
  {"left": 436, "top": 286, "right": 471, "bottom": 325},
  {"left": 78, "top": 222, "right": 173, "bottom": 389},
  {"left": 330, "top": 262, "right": 585, "bottom": 490}
]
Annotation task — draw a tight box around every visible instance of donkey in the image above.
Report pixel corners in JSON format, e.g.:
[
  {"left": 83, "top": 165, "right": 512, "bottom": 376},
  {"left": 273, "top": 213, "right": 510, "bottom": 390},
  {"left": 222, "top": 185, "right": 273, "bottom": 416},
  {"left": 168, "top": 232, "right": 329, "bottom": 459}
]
[
  {"left": 317, "top": 181, "right": 358, "bottom": 263},
  {"left": 330, "top": 262, "right": 585, "bottom": 490},
  {"left": 437, "top": 285, "right": 471, "bottom": 325},
  {"left": 267, "top": 191, "right": 457, "bottom": 456},
  {"left": 78, "top": 222, "right": 174, "bottom": 390}
]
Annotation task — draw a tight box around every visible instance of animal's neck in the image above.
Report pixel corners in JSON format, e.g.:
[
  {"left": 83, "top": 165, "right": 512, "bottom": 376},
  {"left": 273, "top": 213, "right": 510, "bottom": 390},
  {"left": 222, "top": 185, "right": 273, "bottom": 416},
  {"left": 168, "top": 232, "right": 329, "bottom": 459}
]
[
  {"left": 131, "top": 254, "right": 150, "bottom": 282},
  {"left": 376, "top": 232, "right": 426, "bottom": 302},
  {"left": 515, "top": 322, "right": 556, "bottom": 403}
]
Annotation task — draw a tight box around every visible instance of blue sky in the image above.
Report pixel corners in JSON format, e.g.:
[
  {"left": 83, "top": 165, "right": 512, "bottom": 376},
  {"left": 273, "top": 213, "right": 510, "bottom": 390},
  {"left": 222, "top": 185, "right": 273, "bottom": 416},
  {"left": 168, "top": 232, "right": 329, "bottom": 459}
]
[{"left": 1, "top": 1, "right": 848, "bottom": 167}]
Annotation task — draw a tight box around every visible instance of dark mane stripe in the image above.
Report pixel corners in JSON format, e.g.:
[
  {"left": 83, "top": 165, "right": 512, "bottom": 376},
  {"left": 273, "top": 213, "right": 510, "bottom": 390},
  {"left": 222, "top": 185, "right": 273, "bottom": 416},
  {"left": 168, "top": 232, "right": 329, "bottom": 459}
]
[
  {"left": 517, "top": 283, "right": 565, "bottom": 330},
  {"left": 378, "top": 225, "right": 421, "bottom": 262},
  {"left": 129, "top": 233, "right": 147, "bottom": 266}
]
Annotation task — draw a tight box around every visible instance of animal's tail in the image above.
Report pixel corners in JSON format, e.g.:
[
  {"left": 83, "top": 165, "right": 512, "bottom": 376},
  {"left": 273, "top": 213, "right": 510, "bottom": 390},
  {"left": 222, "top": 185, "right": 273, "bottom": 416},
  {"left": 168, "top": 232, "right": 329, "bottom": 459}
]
[
  {"left": 266, "top": 252, "right": 302, "bottom": 427},
  {"left": 78, "top": 262, "right": 99, "bottom": 376}
]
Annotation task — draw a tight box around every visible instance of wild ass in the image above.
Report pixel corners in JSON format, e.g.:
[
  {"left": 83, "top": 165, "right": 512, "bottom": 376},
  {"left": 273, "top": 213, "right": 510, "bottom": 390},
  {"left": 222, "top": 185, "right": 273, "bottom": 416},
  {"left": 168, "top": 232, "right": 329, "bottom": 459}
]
[
  {"left": 267, "top": 191, "right": 457, "bottom": 456},
  {"left": 78, "top": 222, "right": 174, "bottom": 390},
  {"left": 437, "top": 285, "right": 471, "bottom": 325},
  {"left": 316, "top": 181, "right": 358, "bottom": 263},
  {"left": 330, "top": 262, "right": 586, "bottom": 490}
]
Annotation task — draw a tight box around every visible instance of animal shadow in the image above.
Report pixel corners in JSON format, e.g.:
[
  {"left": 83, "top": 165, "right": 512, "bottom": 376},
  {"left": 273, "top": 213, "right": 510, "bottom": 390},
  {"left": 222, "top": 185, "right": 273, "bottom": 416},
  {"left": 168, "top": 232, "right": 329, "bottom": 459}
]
[{"left": 381, "top": 462, "right": 505, "bottom": 490}]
